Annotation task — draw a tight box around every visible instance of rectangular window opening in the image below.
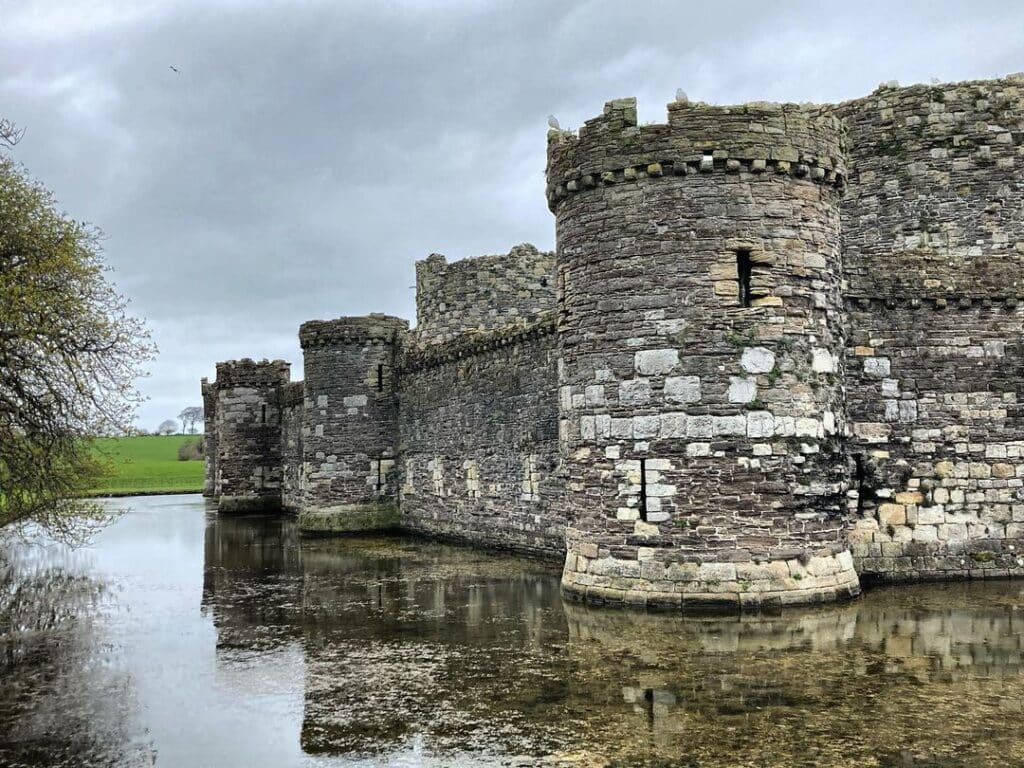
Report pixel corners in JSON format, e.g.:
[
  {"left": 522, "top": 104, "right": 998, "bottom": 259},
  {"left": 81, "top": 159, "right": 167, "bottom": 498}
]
[
  {"left": 737, "top": 249, "right": 753, "bottom": 307},
  {"left": 638, "top": 457, "right": 648, "bottom": 522},
  {"left": 376, "top": 460, "right": 383, "bottom": 492},
  {"left": 377, "top": 363, "right": 384, "bottom": 391},
  {"left": 260, "top": 404, "right": 267, "bottom": 424},
  {"left": 853, "top": 454, "right": 867, "bottom": 516}
]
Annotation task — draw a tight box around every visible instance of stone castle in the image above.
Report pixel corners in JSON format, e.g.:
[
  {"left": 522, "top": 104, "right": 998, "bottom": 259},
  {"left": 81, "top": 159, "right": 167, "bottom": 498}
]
[{"left": 202, "top": 74, "right": 1024, "bottom": 610}]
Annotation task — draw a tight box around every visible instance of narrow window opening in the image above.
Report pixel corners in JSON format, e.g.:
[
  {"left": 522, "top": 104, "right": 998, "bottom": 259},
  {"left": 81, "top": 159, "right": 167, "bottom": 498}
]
[
  {"left": 638, "top": 457, "right": 648, "bottom": 522},
  {"left": 376, "top": 363, "right": 384, "bottom": 392},
  {"left": 853, "top": 454, "right": 867, "bottom": 516},
  {"left": 260, "top": 404, "right": 267, "bottom": 424},
  {"left": 376, "top": 460, "right": 383, "bottom": 493},
  {"left": 643, "top": 688, "right": 655, "bottom": 728},
  {"left": 737, "top": 249, "right": 753, "bottom": 307}
]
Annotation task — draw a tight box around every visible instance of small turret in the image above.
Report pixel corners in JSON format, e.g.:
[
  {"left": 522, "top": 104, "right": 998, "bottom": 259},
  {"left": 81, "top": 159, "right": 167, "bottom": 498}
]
[
  {"left": 298, "top": 314, "right": 409, "bottom": 532},
  {"left": 209, "top": 359, "right": 291, "bottom": 512}
]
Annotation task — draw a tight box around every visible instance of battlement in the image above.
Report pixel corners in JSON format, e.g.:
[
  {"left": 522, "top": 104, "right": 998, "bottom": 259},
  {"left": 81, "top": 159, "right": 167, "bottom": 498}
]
[
  {"left": 299, "top": 314, "right": 409, "bottom": 348},
  {"left": 413, "top": 244, "right": 555, "bottom": 346},
  {"left": 547, "top": 97, "right": 847, "bottom": 211},
  {"left": 213, "top": 359, "right": 291, "bottom": 389}
]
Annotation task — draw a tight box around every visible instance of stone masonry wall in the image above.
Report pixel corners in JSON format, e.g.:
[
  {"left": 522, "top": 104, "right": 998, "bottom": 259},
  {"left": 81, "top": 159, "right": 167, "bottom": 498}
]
[
  {"left": 547, "top": 97, "right": 859, "bottom": 609},
  {"left": 298, "top": 315, "right": 408, "bottom": 532},
  {"left": 836, "top": 76, "right": 1024, "bottom": 581},
  {"left": 414, "top": 244, "right": 555, "bottom": 346},
  {"left": 397, "top": 321, "right": 563, "bottom": 558},
  {"left": 212, "top": 359, "right": 290, "bottom": 512}
]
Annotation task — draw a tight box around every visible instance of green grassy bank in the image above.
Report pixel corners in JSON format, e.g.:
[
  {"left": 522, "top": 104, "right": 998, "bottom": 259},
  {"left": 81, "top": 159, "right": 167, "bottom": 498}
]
[{"left": 89, "top": 435, "right": 204, "bottom": 495}]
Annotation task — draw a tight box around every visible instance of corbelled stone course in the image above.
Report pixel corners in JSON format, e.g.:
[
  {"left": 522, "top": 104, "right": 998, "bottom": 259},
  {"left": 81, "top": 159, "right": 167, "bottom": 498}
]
[{"left": 203, "top": 73, "right": 1024, "bottom": 611}]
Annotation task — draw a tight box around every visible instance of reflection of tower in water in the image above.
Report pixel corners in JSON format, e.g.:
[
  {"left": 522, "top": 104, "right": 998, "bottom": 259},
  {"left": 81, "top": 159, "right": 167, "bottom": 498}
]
[
  {"left": 297, "top": 536, "right": 567, "bottom": 758},
  {"left": 558, "top": 584, "right": 1024, "bottom": 762}
]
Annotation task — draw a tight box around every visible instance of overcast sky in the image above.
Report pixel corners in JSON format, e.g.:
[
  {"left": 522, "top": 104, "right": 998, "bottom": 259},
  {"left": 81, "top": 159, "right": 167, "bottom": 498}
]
[{"left": 2, "top": 0, "right": 1023, "bottom": 430}]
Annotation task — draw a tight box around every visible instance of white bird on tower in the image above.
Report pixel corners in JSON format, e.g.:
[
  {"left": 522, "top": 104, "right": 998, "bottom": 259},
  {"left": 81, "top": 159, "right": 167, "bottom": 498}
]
[
  {"left": 675, "top": 88, "right": 688, "bottom": 104},
  {"left": 547, "top": 114, "right": 561, "bottom": 130}
]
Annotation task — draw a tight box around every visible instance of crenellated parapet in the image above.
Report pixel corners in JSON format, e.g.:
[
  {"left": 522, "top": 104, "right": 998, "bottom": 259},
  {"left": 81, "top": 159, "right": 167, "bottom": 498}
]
[
  {"left": 546, "top": 98, "right": 847, "bottom": 212},
  {"left": 299, "top": 314, "right": 409, "bottom": 348},
  {"left": 413, "top": 244, "right": 555, "bottom": 347}
]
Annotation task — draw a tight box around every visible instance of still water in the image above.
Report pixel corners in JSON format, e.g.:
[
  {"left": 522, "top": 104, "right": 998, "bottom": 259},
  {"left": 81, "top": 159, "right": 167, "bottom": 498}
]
[{"left": 2, "top": 495, "right": 1024, "bottom": 767}]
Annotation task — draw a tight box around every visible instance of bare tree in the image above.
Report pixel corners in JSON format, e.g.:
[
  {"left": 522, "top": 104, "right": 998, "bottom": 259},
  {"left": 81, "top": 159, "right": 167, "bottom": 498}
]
[
  {"left": 157, "top": 420, "right": 178, "bottom": 436},
  {"left": 178, "top": 406, "right": 203, "bottom": 435},
  {"left": 0, "top": 118, "right": 24, "bottom": 148}
]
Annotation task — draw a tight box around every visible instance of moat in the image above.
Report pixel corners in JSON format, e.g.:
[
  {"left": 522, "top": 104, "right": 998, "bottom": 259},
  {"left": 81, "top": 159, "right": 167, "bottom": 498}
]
[{"left": 2, "top": 496, "right": 1023, "bottom": 767}]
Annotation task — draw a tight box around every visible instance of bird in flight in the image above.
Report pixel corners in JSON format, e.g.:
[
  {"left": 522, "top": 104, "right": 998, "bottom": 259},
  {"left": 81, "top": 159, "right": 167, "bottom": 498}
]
[{"left": 169, "top": 65, "right": 180, "bottom": 73}]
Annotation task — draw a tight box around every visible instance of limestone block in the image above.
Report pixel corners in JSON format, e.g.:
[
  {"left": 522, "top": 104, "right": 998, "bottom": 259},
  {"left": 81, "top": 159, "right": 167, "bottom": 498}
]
[
  {"left": 633, "top": 415, "right": 660, "bottom": 439},
  {"left": 665, "top": 375, "right": 701, "bottom": 404},
  {"left": 876, "top": 505, "right": 909, "bottom": 528},
  {"left": 741, "top": 346, "right": 776, "bottom": 374},
  {"left": 713, "top": 415, "right": 747, "bottom": 436},
  {"left": 747, "top": 411, "right": 775, "bottom": 438},
  {"left": 728, "top": 376, "right": 757, "bottom": 403},
  {"left": 659, "top": 412, "right": 688, "bottom": 438},
  {"left": 812, "top": 348, "right": 836, "bottom": 373},
  {"left": 699, "top": 563, "right": 737, "bottom": 582},
  {"left": 686, "top": 415, "right": 714, "bottom": 438},
  {"left": 863, "top": 357, "right": 891, "bottom": 378},
  {"left": 635, "top": 348, "right": 679, "bottom": 375},
  {"left": 619, "top": 379, "right": 652, "bottom": 405}
]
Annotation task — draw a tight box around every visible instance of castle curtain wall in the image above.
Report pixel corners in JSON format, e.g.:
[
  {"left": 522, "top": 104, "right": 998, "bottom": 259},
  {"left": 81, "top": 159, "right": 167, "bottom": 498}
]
[
  {"left": 397, "top": 328, "right": 562, "bottom": 557},
  {"left": 837, "top": 80, "right": 1024, "bottom": 580}
]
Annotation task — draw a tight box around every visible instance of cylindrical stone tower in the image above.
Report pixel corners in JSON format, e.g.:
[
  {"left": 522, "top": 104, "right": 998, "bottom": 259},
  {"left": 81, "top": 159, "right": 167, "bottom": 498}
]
[
  {"left": 298, "top": 314, "right": 408, "bottom": 533},
  {"left": 212, "top": 359, "right": 290, "bottom": 513},
  {"left": 547, "top": 97, "right": 860, "bottom": 609}
]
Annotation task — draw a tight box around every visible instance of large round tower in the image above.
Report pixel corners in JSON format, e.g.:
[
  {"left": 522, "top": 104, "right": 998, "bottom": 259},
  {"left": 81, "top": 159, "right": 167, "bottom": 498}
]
[
  {"left": 298, "top": 314, "right": 408, "bottom": 533},
  {"left": 547, "top": 97, "right": 860, "bottom": 608}
]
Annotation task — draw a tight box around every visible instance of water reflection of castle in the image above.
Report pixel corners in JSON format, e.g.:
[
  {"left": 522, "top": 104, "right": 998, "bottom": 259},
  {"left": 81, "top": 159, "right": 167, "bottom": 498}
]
[{"left": 201, "top": 511, "right": 1024, "bottom": 763}]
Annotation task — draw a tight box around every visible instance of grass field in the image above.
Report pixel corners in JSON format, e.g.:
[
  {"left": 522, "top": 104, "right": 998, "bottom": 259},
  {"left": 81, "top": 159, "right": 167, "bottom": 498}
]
[{"left": 89, "top": 435, "right": 205, "bottom": 495}]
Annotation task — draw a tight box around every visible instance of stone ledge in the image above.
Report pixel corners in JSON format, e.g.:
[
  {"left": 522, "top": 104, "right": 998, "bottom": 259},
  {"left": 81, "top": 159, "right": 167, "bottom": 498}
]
[
  {"left": 298, "top": 502, "right": 400, "bottom": 534},
  {"left": 547, "top": 156, "right": 844, "bottom": 210},
  {"left": 561, "top": 550, "right": 862, "bottom": 612},
  {"left": 217, "top": 495, "right": 284, "bottom": 514},
  {"left": 845, "top": 295, "right": 1024, "bottom": 309}
]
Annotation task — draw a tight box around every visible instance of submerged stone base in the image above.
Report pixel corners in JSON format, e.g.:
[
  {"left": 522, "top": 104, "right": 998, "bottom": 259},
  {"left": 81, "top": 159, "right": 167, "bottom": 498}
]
[
  {"left": 298, "top": 503, "right": 400, "bottom": 534},
  {"left": 217, "top": 495, "right": 283, "bottom": 514},
  {"left": 560, "top": 549, "right": 861, "bottom": 610}
]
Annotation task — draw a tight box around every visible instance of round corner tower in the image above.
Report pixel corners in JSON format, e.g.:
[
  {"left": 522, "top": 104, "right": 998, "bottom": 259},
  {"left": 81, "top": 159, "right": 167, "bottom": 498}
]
[
  {"left": 546, "top": 97, "right": 860, "bottom": 609},
  {"left": 211, "top": 358, "right": 291, "bottom": 513},
  {"left": 298, "top": 313, "right": 408, "bottom": 533}
]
